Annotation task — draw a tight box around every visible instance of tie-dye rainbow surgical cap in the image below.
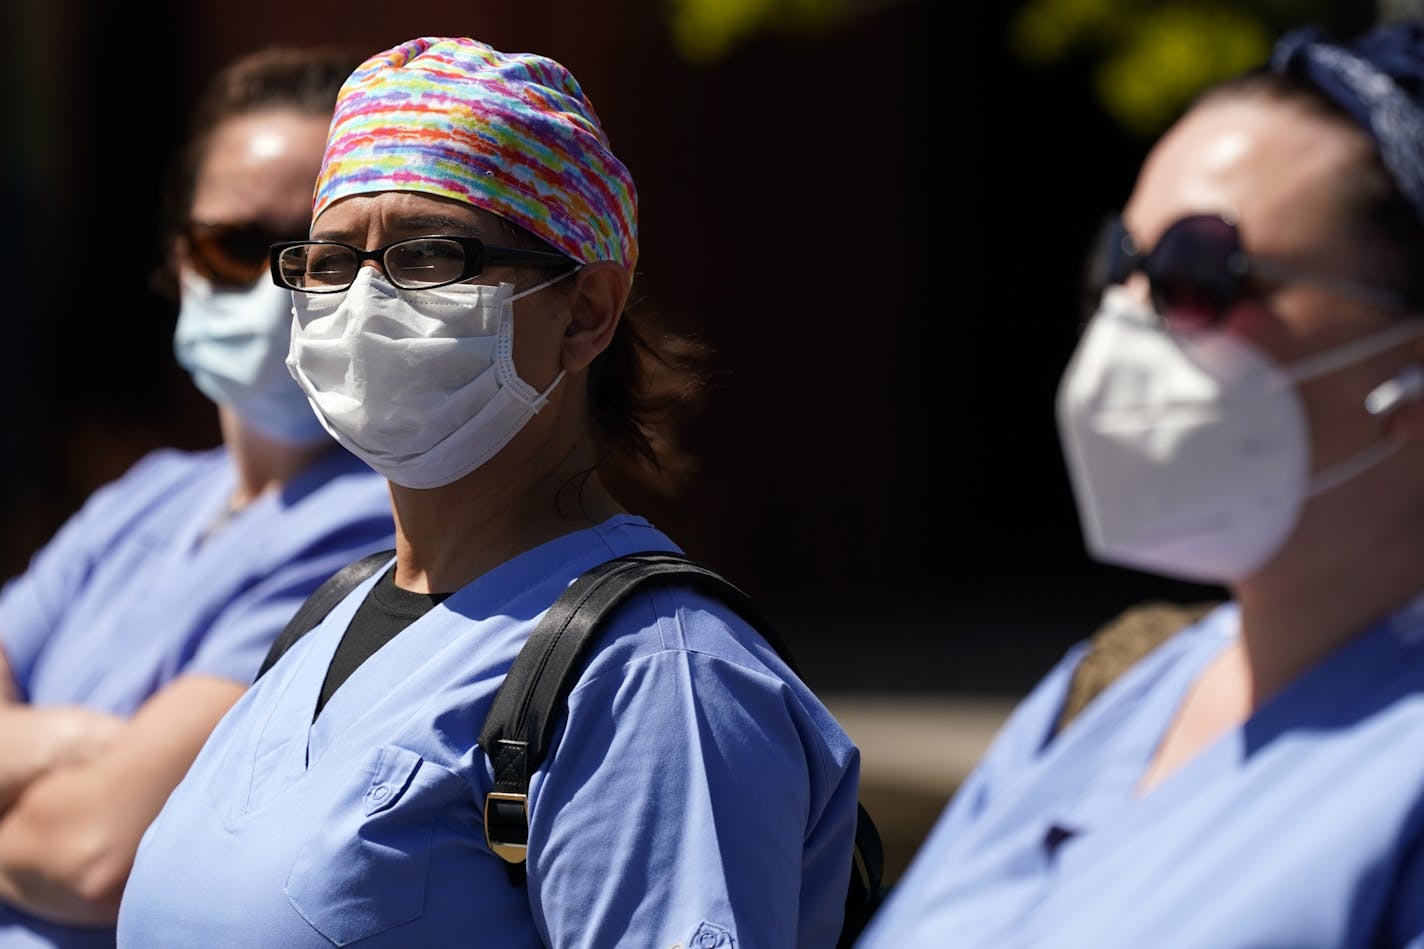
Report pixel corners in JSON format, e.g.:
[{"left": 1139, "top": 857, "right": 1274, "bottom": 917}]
[{"left": 313, "top": 36, "right": 637, "bottom": 277}]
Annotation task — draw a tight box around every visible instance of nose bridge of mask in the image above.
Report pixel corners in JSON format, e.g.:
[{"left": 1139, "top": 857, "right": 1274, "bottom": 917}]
[
  {"left": 1071, "top": 289, "right": 1225, "bottom": 419},
  {"left": 291, "top": 265, "right": 395, "bottom": 328},
  {"left": 300, "top": 268, "right": 507, "bottom": 342},
  {"left": 178, "top": 266, "right": 295, "bottom": 336},
  {"left": 1098, "top": 285, "right": 1153, "bottom": 321}
]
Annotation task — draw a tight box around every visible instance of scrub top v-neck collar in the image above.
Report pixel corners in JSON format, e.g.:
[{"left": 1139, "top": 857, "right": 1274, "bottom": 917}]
[{"left": 1043, "top": 597, "right": 1424, "bottom": 870}]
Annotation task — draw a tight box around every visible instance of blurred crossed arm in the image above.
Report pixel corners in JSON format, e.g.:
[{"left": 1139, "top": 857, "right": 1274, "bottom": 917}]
[
  {"left": 0, "top": 646, "right": 243, "bottom": 925},
  {"left": 0, "top": 648, "right": 125, "bottom": 814}
]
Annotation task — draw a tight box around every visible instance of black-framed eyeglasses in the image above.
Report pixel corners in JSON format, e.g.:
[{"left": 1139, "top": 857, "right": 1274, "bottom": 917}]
[
  {"left": 187, "top": 221, "right": 308, "bottom": 289},
  {"left": 269, "top": 235, "right": 575, "bottom": 293},
  {"left": 1082, "top": 213, "right": 1419, "bottom": 331}
]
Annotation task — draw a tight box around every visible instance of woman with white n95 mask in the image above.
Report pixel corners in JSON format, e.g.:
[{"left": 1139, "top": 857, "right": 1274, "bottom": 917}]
[
  {"left": 116, "top": 36, "right": 862, "bottom": 949},
  {"left": 861, "top": 17, "right": 1424, "bottom": 949}
]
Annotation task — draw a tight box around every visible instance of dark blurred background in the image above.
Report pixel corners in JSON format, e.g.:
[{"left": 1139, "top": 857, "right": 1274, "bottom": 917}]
[{"left": 0, "top": 0, "right": 1405, "bottom": 690}]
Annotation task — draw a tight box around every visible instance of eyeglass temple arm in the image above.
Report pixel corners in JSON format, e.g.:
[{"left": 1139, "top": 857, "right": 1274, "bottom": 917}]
[
  {"left": 1248, "top": 258, "right": 1417, "bottom": 311},
  {"left": 482, "top": 247, "right": 575, "bottom": 267}
]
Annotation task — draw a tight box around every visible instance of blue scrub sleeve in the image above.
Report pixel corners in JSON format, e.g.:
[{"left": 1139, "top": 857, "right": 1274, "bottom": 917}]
[
  {"left": 184, "top": 541, "right": 391, "bottom": 685},
  {"left": 0, "top": 453, "right": 184, "bottom": 695},
  {"left": 528, "top": 649, "right": 859, "bottom": 948}
]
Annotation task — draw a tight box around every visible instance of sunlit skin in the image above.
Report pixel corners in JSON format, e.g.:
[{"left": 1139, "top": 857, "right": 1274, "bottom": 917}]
[
  {"left": 1116, "top": 92, "right": 1424, "bottom": 794},
  {"left": 309, "top": 191, "right": 632, "bottom": 594},
  {"left": 189, "top": 110, "right": 327, "bottom": 237}
]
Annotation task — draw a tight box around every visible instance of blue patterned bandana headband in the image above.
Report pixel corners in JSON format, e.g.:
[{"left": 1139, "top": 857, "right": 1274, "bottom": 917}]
[{"left": 1271, "top": 20, "right": 1424, "bottom": 226}]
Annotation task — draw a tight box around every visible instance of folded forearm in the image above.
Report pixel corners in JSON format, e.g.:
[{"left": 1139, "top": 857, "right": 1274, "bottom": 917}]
[
  {"left": 0, "top": 676, "right": 241, "bottom": 925},
  {"left": 0, "top": 764, "right": 130, "bottom": 925},
  {"left": 0, "top": 856, "right": 121, "bottom": 926},
  {"left": 0, "top": 708, "right": 70, "bottom": 812},
  {"left": 0, "top": 706, "right": 125, "bottom": 814}
]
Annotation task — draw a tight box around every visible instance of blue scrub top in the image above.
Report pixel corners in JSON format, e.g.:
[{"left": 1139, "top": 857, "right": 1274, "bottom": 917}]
[
  {"left": 0, "top": 446, "right": 395, "bottom": 948},
  {"left": 116, "top": 515, "right": 862, "bottom": 949},
  {"left": 857, "top": 598, "right": 1424, "bottom": 948}
]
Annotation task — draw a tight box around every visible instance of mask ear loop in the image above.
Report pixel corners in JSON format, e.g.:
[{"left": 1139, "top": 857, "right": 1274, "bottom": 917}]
[
  {"left": 509, "top": 264, "right": 583, "bottom": 303},
  {"left": 1320, "top": 363, "right": 1424, "bottom": 495},
  {"left": 1281, "top": 319, "right": 1424, "bottom": 384},
  {"left": 505, "top": 265, "right": 583, "bottom": 409},
  {"left": 1308, "top": 437, "right": 1403, "bottom": 495},
  {"left": 1301, "top": 330, "right": 1424, "bottom": 496},
  {"left": 528, "top": 368, "right": 566, "bottom": 410}
]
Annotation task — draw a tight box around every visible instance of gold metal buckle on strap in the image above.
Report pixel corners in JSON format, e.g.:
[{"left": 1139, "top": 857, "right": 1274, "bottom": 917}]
[{"left": 484, "top": 791, "right": 529, "bottom": 864}]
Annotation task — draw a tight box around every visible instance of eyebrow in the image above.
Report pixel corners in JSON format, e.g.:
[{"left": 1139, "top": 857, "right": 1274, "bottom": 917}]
[
  {"left": 313, "top": 213, "right": 491, "bottom": 243},
  {"left": 397, "top": 214, "right": 482, "bottom": 233}
]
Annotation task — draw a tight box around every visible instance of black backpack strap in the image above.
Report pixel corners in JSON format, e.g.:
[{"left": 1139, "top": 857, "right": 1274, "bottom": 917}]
[
  {"left": 839, "top": 800, "right": 886, "bottom": 948},
  {"left": 254, "top": 548, "right": 395, "bottom": 681},
  {"left": 478, "top": 549, "right": 886, "bottom": 935},
  {"left": 479, "top": 551, "right": 787, "bottom": 871}
]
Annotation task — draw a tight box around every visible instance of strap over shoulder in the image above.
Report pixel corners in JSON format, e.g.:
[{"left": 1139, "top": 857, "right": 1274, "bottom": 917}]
[
  {"left": 254, "top": 548, "right": 396, "bottom": 681},
  {"left": 477, "top": 550, "right": 885, "bottom": 942},
  {"left": 479, "top": 551, "right": 782, "bottom": 865}
]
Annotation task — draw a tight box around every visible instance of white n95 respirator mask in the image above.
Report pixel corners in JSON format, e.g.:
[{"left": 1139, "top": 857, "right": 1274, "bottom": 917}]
[
  {"left": 286, "top": 267, "right": 570, "bottom": 489},
  {"left": 174, "top": 268, "right": 329, "bottom": 445},
  {"left": 1056, "top": 287, "right": 1424, "bottom": 584}
]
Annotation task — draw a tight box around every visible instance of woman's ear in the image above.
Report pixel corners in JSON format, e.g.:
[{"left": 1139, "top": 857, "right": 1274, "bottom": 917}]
[{"left": 561, "top": 262, "right": 629, "bottom": 372}]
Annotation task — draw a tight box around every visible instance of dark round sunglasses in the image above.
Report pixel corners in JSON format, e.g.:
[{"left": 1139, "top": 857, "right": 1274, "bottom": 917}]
[
  {"left": 186, "top": 221, "right": 308, "bottom": 289},
  {"left": 1082, "top": 213, "right": 1418, "bottom": 331}
]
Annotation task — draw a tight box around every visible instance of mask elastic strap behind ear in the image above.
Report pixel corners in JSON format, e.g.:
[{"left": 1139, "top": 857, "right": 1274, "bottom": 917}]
[
  {"left": 1283, "top": 319, "right": 1424, "bottom": 384},
  {"left": 529, "top": 369, "right": 565, "bottom": 410},
  {"left": 507, "top": 267, "right": 577, "bottom": 410},
  {"left": 1307, "top": 435, "right": 1403, "bottom": 497},
  {"left": 510, "top": 265, "right": 583, "bottom": 303},
  {"left": 1297, "top": 322, "right": 1424, "bottom": 497}
]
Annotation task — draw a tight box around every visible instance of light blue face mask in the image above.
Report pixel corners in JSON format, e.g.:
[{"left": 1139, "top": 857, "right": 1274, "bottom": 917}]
[{"left": 174, "top": 268, "right": 330, "bottom": 445}]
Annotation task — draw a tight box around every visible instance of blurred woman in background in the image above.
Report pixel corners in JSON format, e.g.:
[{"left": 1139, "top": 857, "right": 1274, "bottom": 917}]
[
  {"left": 861, "top": 17, "right": 1424, "bottom": 948},
  {"left": 0, "top": 44, "right": 393, "bottom": 947}
]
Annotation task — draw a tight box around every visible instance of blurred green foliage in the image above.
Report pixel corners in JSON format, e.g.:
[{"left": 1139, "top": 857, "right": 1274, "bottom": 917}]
[
  {"left": 666, "top": 0, "right": 851, "bottom": 62},
  {"left": 1008, "top": 0, "right": 1377, "bottom": 138}
]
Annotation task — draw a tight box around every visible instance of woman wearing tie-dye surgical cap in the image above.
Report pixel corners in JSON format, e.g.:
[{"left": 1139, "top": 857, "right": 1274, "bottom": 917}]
[{"left": 116, "top": 36, "right": 863, "bottom": 949}]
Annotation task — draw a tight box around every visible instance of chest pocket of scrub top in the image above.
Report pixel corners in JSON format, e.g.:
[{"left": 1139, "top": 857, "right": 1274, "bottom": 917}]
[{"left": 286, "top": 744, "right": 467, "bottom": 945}]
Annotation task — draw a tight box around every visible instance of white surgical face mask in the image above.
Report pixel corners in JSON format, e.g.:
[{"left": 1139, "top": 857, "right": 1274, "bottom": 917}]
[
  {"left": 174, "top": 268, "right": 329, "bottom": 444},
  {"left": 287, "top": 267, "right": 573, "bottom": 489},
  {"left": 1056, "top": 287, "right": 1424, "bottom": 584}
]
